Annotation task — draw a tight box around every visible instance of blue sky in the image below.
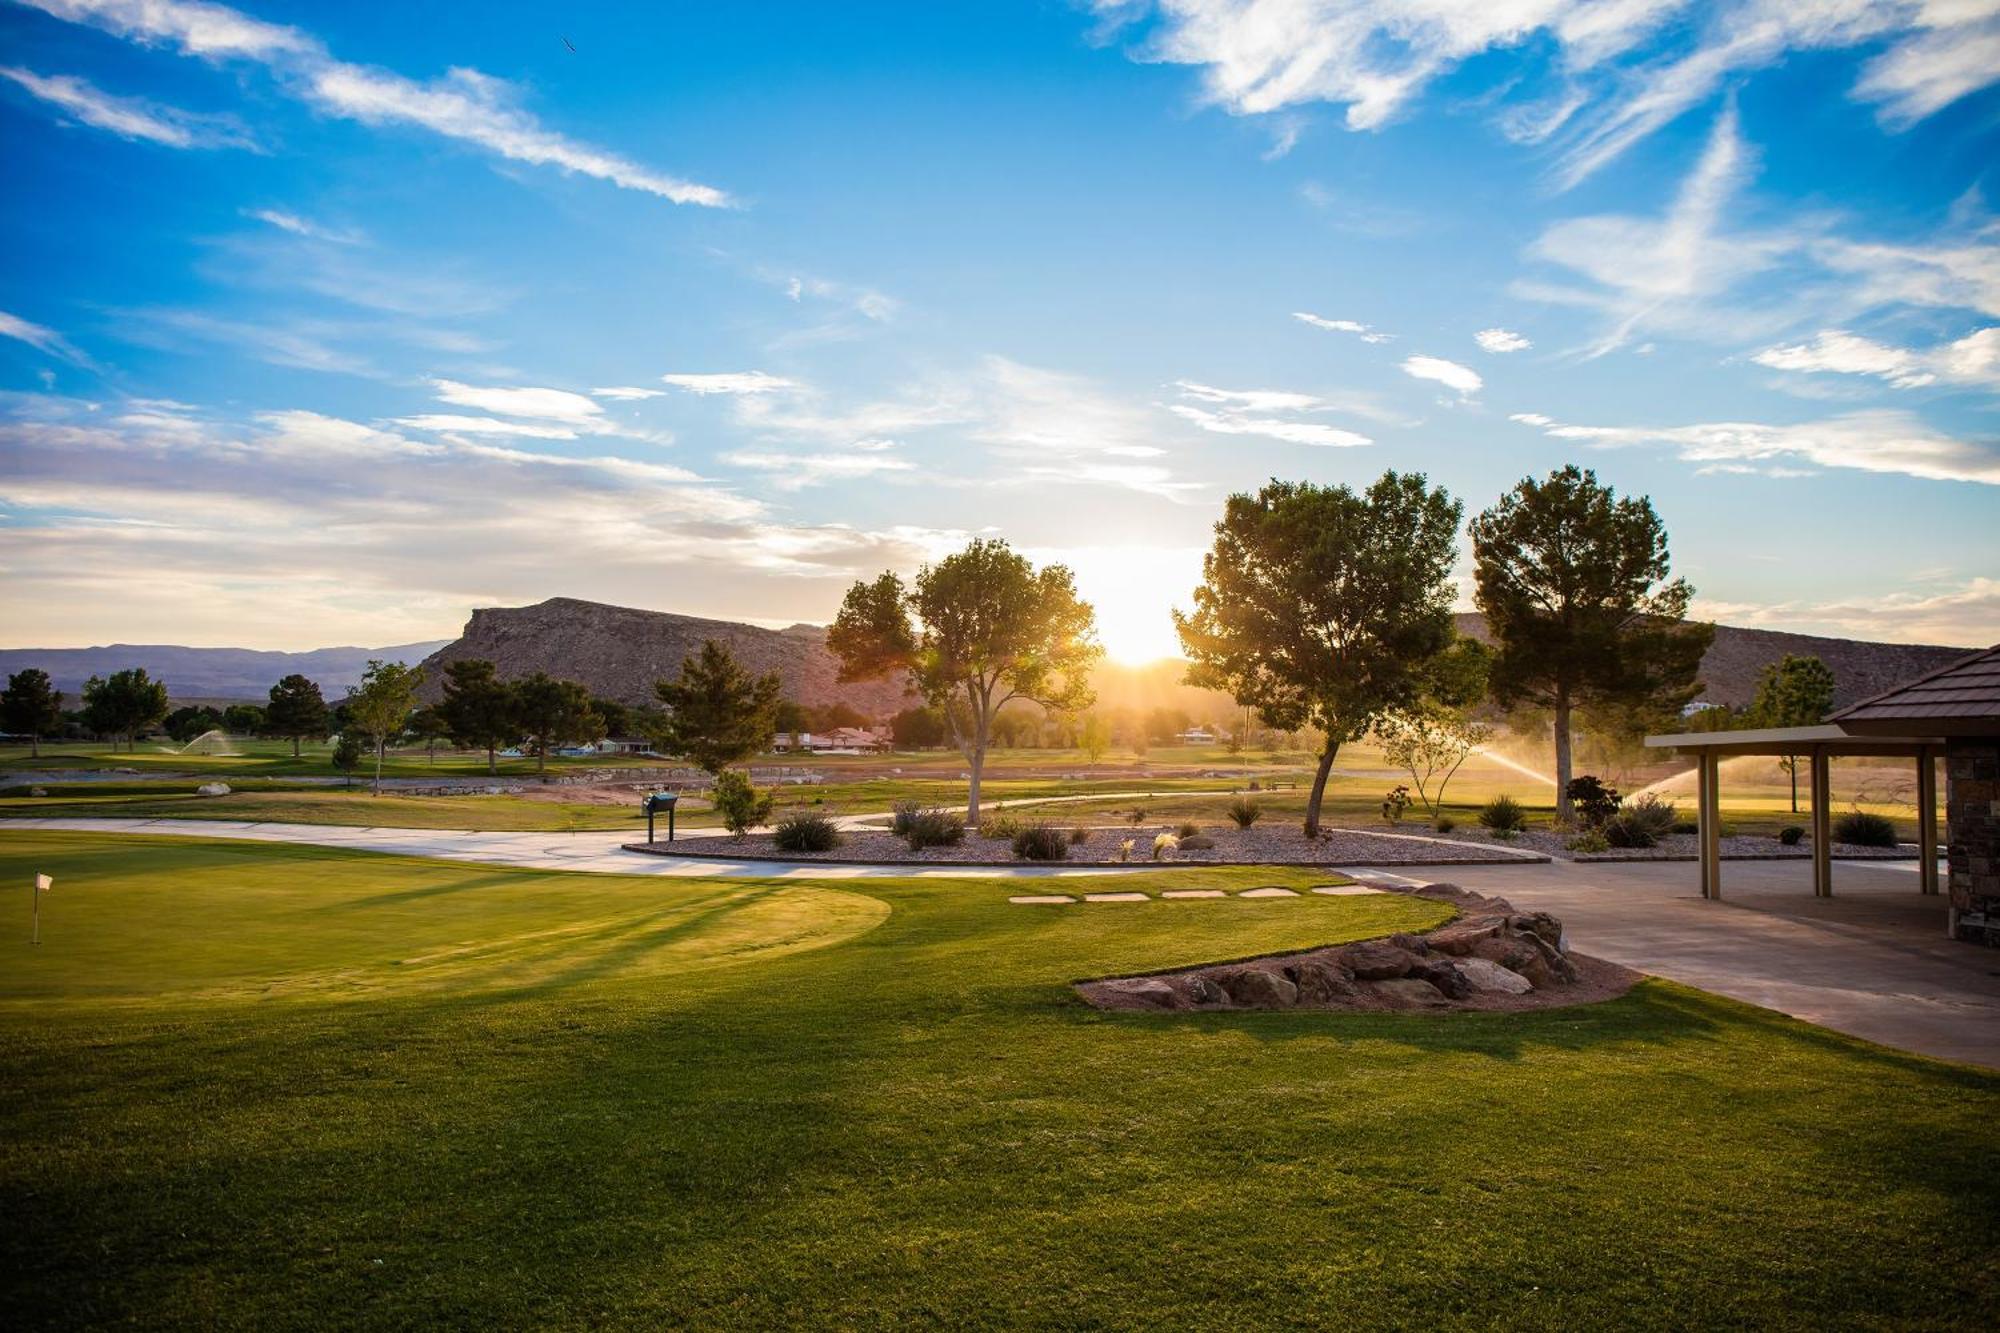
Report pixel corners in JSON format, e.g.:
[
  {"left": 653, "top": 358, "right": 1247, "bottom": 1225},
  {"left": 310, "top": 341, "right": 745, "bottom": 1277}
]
[{"left": 2, "top": 0, "right": 1996, "bottom": 660}]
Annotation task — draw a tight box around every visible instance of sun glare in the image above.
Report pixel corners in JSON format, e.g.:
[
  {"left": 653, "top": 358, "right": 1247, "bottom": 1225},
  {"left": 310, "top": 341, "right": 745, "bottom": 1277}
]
[{"left": 1045, "top": 545, "right": 1205, "bottom": 665}]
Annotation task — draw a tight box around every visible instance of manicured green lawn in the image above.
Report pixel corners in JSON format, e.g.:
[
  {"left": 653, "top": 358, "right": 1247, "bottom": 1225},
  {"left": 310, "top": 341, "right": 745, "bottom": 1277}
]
[{"left": 1, "top": 832, "right": 1993, "bottom": 1328}]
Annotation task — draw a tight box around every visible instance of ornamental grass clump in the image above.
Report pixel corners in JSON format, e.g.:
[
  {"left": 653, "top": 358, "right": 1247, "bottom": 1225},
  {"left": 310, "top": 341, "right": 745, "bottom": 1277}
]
[
  {"left": 979, "top": 815, "right": 1022, "bottom": 841},
  {"left": 903, "top": 808, "right": 965, "bottom": 850},
  {"left": 1226, "top": 796, "right": 1262, "bottom": 829},
  {"left": 1011, "top": 823, "right": 1068, "bottom": 861},
  {"left": 1604, "top": 794, "right": 1679, "bottom": 849},
  {"left": 772, "top": 811, "right": 842, "bottom": 853},
  {"left": 1834, "top": 810, "right": 1898, "bottom": 848},
  {"left": 1478, "top": 794, "right": 1527, "bottom": 835},
  {"left": 1152, "top": 832, "right": 1179, "bottom": 861}
]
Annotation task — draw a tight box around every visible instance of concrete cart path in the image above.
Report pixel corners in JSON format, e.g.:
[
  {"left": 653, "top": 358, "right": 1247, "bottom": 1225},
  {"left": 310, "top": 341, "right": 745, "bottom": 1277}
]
[{"left": 1359, "top": 858, "right": 2000, "bottom": 1071}]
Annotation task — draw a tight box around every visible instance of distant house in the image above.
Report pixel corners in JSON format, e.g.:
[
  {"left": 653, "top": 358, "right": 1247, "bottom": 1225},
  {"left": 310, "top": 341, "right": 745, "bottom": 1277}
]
[
  {"left": 1681, "top": 700, "right": 1726, "bottom": 718},
  {"left": 775, "top": 727, "right": 889, "bottom": 754},
  {"left": 590, "top": 736, "right": 651, "bottom": 755},
  {"left": 1177, "top": 726, "right": 1218, "bottom": 745}
]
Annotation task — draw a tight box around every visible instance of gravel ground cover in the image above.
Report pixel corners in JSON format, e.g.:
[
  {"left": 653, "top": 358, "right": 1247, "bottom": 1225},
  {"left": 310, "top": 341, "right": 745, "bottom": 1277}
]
[
  {"left": 1442, "top": 827, "right": 1924, "bottom": 861},
  {"left": 632, "top": 823, "right": 1546, "bottom": 866}
]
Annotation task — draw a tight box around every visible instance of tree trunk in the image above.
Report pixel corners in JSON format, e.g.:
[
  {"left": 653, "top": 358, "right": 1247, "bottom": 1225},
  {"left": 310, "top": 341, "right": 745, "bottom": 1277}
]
[
  {"left": 537, "top": 738, "right": 547, "bottom": 781},
  {"left": 292, "top": 735, "right": 301, "bottom": 759},
  {"left": 1788, "top": 757, "right": 1798, "bottom": 813},
  {"left": 965, "top": 737, "right": 987, "bottom": 824},
  {"left": 29, "top": 733, "right": 39, "bottom": 758},
  {"left": 1552, "top": 690, "right": 1575, "bottom": 827},
  {"left": 487, "top": 743, "right": 497, "bottom": 776},
  {"left": 372, "top": 739, "right": 385, "bottom": 796},
  {"left": 1302, "top": 740, "right": 1340, "bottom": 837}
]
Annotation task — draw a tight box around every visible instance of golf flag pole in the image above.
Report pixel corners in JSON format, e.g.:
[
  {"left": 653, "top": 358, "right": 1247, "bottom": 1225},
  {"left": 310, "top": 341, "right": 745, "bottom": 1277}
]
[{"left": 32, "top": 872, "right": 51, "bottom": 945}]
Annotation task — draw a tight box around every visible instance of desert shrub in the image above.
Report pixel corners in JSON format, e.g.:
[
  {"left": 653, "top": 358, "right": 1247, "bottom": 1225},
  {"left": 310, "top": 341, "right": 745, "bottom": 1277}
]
[
  {"left": 1834, "top": 810, "right": 1898, "bottom": 847},
  {"left": 1778, "top": 825, "right": 1805, "bottom": 846},
  {"left": 1176, "top": 821, "right": 1201, "bottom": 840},
  {"left": 979, "top": 815, "right": 1022, "bottom": 840},
  {"left": 1226, "top": 796, "right": 1262, "bottom": 829},
  {"left": 1433, "top": 813, "right": 1457, "bottom": 834},
  {"left": 1067, "top": 825, "right": 1091, "bottom": 846},
  {"left": 1566, "top": 830, "right": 1610, "bottom": 854},
  {"left": 1565, "top": 775, "right": 1622, "bottom": 828},
  {"left": 1625, "top": 794, "right": 1679, "bottom": 839},
  {"left": 1126, "top": 805, "right": 1149, "bottom": 826},
  {"left": 1117, "top": 838, "right": 1135, "bottom": 862},
  {"left": 711, "top": 769, "right": 774, "bottom": 838},
  {"left": 772, "top": 810, "right": 842, "bottom": 853},
  {"left": 1179, "top": 833, "right": 1215, "bottom": 850},
  {"left": 1673, "top": 820, "right": 1699, "bottom": 836},
  {"left": 889, "top": 798, "right": 922, "bottom": 835},
  {"left": 1479, "top": 794, "right": 1526, "bottom": 834},
  {"left": 1603, "top": 812, "right": 1656, "bottom": 848},
  {"left": 904, "top": 808, "right": 965, "bottom": 850},
  {"left": 1152, "top": 832, "right": 1179, "bottom": 861},
  {"left": 1012, "top": 823, "right": 1069, "bottom": 861},
  {"left": 1246, "top": 778, "right": 1261, "bottom": 792},
  {"left": 1382, "top": 784, "right": 1412, "bottom": 825}
]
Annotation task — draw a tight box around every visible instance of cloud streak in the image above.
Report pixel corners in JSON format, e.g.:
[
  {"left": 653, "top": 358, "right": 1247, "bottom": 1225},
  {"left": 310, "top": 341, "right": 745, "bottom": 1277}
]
[
  {"left": 1, "top": 64, "right": 256, "bottom": 148},
  {"left": 19, "top": 0, "right": 729, "bottom": 205}
]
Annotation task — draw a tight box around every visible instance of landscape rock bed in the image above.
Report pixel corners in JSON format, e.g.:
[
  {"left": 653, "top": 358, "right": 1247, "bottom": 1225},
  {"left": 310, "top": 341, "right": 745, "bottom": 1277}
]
[
  {"left": 624, "top": 825, "right": 1547, "bottom": 867},
  {"left": 1079, "top": 883, "right": 1637, "bottom": 1015}
]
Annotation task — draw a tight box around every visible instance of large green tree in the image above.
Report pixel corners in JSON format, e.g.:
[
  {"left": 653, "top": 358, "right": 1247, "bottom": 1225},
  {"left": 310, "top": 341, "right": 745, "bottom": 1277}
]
[
  {"left": 1, "top": 669, "right": 63, "bottom": 757},
  {"left": 1748, "top": 653, "right": 1838, "bottom": 812},
  {"left": 438, "top": 659, "right": 517, "bottom": 775},
  {"left": 1175, "top": 472, "right": 1464, "bottom": 836},
  {"left": 81, "top": 668, "right": 170, "bottom": 751},
  {"left": 511, "top": 673, "right": 605, "bottom": 779},
  {"left": 264, "top": 674, "right": 330, "bottom": 758},
  {"left": 346, "top": 660, "right": 425, "bottom": 795},
  {"left": 1471, "top": 465, "right": 1713, "bottom": 825},
  {"left": 830, "top": 539, "right": 1099, "bottom": 821},
  {"left": 650, "top": 640, "right": 782, "bottom": 776}
]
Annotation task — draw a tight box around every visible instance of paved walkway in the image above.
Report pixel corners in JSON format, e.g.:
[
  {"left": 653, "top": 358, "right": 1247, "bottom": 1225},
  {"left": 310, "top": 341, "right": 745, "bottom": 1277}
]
[
  {"left": 8, "top": 817, "right": 1994, "bottom": 1068},
  {"left": 1353, "top": 858, "right": 2000, "bottom": 1070}
]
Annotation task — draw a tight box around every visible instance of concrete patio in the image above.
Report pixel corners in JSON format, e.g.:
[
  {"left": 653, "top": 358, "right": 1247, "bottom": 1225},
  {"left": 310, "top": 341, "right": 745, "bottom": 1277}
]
[{"left": 1371, "top": 857, "right": 2000, "bottom": 1070}]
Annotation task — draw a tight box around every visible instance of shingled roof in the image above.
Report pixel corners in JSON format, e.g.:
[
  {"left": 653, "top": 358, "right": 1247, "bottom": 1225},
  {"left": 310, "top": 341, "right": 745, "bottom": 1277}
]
[{"left": 1830, "top": 644, "right": 2000, "bottom": 729}]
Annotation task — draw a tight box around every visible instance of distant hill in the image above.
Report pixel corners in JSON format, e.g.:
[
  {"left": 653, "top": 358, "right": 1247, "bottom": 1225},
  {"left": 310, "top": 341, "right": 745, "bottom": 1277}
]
[
  {"left": 0, "top": 641, "right": 451, "bottom": 701},
  {"left": 415, "top": 598, "right": 913, "bottom": 715},
  {"left": 1450, "top": 613, "right": 1973, "bottom": 710}
]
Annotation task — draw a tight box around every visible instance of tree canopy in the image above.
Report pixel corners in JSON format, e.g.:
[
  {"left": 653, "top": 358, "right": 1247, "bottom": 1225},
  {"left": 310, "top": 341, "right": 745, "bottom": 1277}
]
[
  {"left": 81, "top": 668, "right": 169, "bottom": 751},
  {"left": 438, "top": 659, "right": 517, "bottom": 775},
  {"left": 830, "top": 538, "right": 1099, "bottom": 820},
  {"left": 1175, "top": 472, "right": 1464, "bottom": 835},
  {"left": 2, "top": 669, "right": 64, "bottom": 757},
  {"left": 264, "top": 674, "right": 329, "bottom": 758},
  {"left": 511, "top": 673, "right": 605, "bottom": 778},
  {"left": 1471, "top": 465, "right": 1712, "bottom": 824},
  {"left": 650, "top": 640, "right": 782, "bottom": 775},
  {"left": 347, "top": 660, "right": 425, "bottom": 795}
]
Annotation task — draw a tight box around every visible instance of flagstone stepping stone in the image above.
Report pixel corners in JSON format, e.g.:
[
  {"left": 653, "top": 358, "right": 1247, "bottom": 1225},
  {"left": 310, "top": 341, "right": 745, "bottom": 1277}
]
[
  {"left": 1311, "top": 884, "right": 1383, "bottom": 895},
  {"left": 1161, "top": 889, "right": 1227, "bottom": 899},
  {"left": 1008, "top": 895, "right": 1075, "bottom": 905},
  {"left": 1083, "top": 892, "right": 1150, "bottom": 903},
  {"left": 1238, "top": 887, "right": 1299, "bottom": 898}
]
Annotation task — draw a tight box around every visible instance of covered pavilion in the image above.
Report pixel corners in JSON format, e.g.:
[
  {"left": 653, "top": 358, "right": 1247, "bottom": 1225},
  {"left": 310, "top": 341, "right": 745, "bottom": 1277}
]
[{"left": 1644, "top": 644, "right": 2000, "bottom": 940}]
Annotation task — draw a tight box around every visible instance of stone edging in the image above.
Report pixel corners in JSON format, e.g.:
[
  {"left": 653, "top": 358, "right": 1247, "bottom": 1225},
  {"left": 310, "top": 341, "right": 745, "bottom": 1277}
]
[{"left": 617, "top": 842, "right": 1553, "bottom": 869}]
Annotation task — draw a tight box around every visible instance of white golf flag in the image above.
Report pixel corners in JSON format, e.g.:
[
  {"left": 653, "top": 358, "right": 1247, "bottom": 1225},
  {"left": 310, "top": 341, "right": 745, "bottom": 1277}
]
[{"left": 35, "top": 874, "right": 51, "bottom": 892}]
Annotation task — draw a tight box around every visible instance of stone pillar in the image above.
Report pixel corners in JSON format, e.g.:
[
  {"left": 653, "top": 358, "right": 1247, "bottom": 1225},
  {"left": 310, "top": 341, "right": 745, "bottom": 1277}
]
[
  {"left": 1810, "top": 748, "right": 1833, "bottom": 898},
  {"left": 1946, "top": 737, "right": 2000, "bottom": 941}
]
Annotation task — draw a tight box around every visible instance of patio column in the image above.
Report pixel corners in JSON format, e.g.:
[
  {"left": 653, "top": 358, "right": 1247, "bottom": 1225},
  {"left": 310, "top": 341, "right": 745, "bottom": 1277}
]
[
  {"left": 1810, "top": 747, "right": 1833, "bottom": 898},
  {"left": 1698, "top": 750, "right": 1722, "bottom": 900},
  {"left": 1917, "top": 745, "right": 1939, "bottom": 896}
]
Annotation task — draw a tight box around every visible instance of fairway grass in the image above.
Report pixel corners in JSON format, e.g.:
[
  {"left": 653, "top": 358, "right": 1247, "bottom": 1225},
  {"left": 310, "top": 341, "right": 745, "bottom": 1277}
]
[{"left": 1, "top": 832, "right": 1994, "bottom": 1328}]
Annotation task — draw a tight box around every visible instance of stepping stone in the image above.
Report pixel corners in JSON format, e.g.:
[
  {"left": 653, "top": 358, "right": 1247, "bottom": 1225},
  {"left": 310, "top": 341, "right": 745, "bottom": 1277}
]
[
  {"left": 1083, "top": 892, "right": 1150, "bottom": 903},
  {"left": 1311, "top": 885, "right": 1384, "bottom": 896},
  {"left": 1161, "top": 889, "right": 1227, "bottom": 899},
  {"left": 1238, "top": 887, "right": 1300, "bottom": 898},
  {"left": 1009, "top": 895, "right": 1075, "bottom": 905}
]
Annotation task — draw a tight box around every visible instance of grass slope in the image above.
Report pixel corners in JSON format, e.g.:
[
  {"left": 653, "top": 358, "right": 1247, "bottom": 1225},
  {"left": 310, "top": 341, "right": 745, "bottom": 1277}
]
[{"left": 1, "top": 832, "right": 1994, "bottom": 1328}]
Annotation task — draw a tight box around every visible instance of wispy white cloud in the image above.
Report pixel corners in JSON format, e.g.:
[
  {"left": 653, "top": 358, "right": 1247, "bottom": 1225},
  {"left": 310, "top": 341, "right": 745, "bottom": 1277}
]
[
  {"left": 1515, "top": 407, "right": 2000, "bottom": 485},
  {"left": 661, "top": 371, "right": 799, "bottom": 396},
  {"left": 1752, "top": 327, "right": 2000, "bottom": 390},
  {"left": 1400, "top": 355, "right": 1482, "bottom": 396},
  {"left": 1695, "top": 577, "right": 2000, "bottom": 646},
  {"left": 1293, "top": 311, "right": 1392, "bottom": 343},
  {"left": 19, "top": 0, "right": 729, "bottom": 205},
  {"left": 1167, "top": 381, "right": 1372, "bottom": 447},
  {"left": 245, "top": 208, "right": 361, "bottom": 244},
  {"left": 1, "top": 63, "right": 256, "bottom": 148},
  {"left": 592, "top": 385, "right": 665, "bottom": 401},
  {"left": 1095, "top": 1, "right": 2000, "bottom": 188},
  {"left": 0, "top": 309, "right": 96, "bottom": 369},
  {"left": 430, "top": 379, "right": 603, "bottom": 424},
  {"left": 391, "top": 414, "right": 581, "bottom": 440},
  {"left": 721, "top": 441, "right": 916, "bottom": 491},
  {"left": 1475, "top": 327, "right": 1531, "bottom": 353}
]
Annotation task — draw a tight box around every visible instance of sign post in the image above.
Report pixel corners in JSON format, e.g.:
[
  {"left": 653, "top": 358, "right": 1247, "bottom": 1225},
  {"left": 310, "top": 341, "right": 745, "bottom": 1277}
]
[
  {"left": 31, "top": 873, "right": 51, "bottom": 945},
  {"left": 645, "top": 792, "right": 678, "bottom": 844}
]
